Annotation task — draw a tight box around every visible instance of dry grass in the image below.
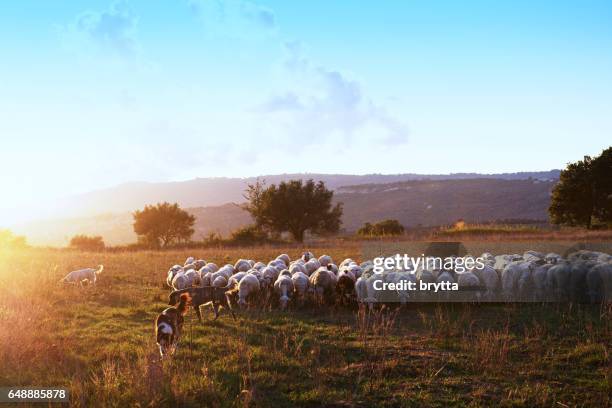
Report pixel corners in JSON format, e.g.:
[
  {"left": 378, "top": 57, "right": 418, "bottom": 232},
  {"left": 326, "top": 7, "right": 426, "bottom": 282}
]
[{"left": 0, "top": 246, "right": 610, "bottom": 407}]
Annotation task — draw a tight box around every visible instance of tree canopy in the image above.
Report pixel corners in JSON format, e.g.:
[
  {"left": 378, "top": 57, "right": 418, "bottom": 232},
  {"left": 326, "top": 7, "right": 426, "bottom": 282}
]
[
  {"left": 133, "top": 202, "right": 195, "bottom": 248},
  {"left": 243, "top": 179, "right": 343, "bottom": 242},
  {"left": 549, "top": 146, "right": 612, "bottom": 228}
]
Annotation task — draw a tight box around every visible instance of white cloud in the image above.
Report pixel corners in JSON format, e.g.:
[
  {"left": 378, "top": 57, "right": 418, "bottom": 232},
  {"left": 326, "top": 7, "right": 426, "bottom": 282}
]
[
  {"left": 256, "top": 43, "right": 409, "bottom": 146},
  {"left": 60, "top": 0, "right": 138, "bottom": 57},
  {"left": 187, "top": 0, "right": 276, "bottom": 36}
]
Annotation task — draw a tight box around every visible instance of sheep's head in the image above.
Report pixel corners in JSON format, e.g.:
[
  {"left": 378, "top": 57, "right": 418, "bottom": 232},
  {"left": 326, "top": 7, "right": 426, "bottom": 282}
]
[{"left": 279, "top": 295, "right": 290, "bottom": 310}]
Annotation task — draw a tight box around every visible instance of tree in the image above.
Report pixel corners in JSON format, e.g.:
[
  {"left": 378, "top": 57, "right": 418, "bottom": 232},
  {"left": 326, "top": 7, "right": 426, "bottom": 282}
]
[
  {"left": 357, "top": 219, "right": 405, "bottom": 236},
  {"left": 0, "top": 229, "right": 28, "bottom": 249},
  {"left": 69, "top": 235, "right": 105, "bottom": 251},
  {"left": 591, "top": 147, "right": 612, "bottom": 224},
  {"left": 549, "top": 146, "right": 612, "bottom": 229},
  {"left": 243, "top": 179, "right": 343, "bottom": 242},
  {"left": 133, "top": 202, "right": 195, "bottom": 248}
]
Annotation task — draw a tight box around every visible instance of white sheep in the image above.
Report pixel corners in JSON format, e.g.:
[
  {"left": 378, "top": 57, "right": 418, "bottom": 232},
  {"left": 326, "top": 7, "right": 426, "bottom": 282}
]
[
  {"left": 277, "top": 253, "right": 291, "bottom": 265},
  {"left": 309, "top": 268, "right": 336, "bottom": 305},
  {"left": 301, "top": 251, "right": 315, "bottom": 262},
  {"left": 304, "top": 258, "right": 321, "bottom": 275},
  {"left": 234, "top": 259, "right": 251, "bottom": 272},
  {"left": 237, "top": 273, "right": 260, "bottom": 308},
  {"left": 205, "top": 262, "right": 219, "bottom": 273},
  {"left": 318, "top": 255, "right": 333, "bottom": 267},
  {"left": 274, "top": 275, "right": 294, "bottom": 310},
  {"left": 291, "top": 271, "right": 309, "bottom": 304}
]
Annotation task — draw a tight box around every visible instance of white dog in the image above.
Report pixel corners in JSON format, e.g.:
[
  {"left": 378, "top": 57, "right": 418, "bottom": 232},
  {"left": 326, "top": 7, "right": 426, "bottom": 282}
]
[{"left": 60, "top": 265, "right": 104, "bottom": 286}]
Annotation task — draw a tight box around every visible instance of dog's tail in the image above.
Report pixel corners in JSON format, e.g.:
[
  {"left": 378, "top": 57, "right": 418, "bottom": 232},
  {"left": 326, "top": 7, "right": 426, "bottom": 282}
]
[{"left": 96, "top": 265, "right": 104, "bottom": 275}]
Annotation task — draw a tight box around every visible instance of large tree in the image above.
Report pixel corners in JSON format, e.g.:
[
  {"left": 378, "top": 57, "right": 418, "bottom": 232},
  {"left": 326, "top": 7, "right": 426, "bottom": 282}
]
[
  {"left": 133, "top": 202, "right": 195, "bottom": 248},
  {"left": 244, "top": 179, "right": 343, "bottom": 242},
  {"left": 549, "top": 146, "right": 612, "bottom": 228}
]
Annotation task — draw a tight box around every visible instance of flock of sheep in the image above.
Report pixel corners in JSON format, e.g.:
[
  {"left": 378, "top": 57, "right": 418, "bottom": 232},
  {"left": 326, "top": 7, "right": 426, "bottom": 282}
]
[
  {"left": 165, "top": 249, "right": 612, "bottom": 311},
  {"left": 155, "top": 249, "right": 612, "bottom": 357}
]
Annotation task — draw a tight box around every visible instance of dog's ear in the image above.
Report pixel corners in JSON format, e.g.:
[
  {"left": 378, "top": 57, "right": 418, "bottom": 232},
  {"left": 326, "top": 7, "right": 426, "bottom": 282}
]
[{"left": 180, "top": 292, "right": 192, "bottom": 303}]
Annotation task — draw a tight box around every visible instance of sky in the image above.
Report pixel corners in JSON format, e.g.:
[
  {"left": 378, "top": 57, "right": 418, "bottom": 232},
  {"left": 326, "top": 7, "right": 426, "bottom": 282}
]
[{"left": 1, "top": 0, "right": 611, "bottom": 224}]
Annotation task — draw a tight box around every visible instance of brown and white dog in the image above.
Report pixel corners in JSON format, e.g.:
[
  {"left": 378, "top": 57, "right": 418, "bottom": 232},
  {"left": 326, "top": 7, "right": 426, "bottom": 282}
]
[
  {"left": 60, "top": 265, "right": 104, "bottom": 286},
  {"left": 155, "top": 293, "right": 190, "bottom": 358},
  {"left": 168, "top": 285, "right": 236, "bottom": 322}
]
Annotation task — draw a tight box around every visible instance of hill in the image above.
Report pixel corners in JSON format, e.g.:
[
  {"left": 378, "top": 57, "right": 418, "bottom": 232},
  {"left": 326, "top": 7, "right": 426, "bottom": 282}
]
[{"left": 15, "top": 178, "right": 556, "bottom": 246}]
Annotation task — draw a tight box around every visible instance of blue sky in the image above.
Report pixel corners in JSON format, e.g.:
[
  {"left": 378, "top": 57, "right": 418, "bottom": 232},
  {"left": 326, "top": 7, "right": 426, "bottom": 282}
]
[{"left": 1, "top": 0, "right": 611, "bottom": 223}]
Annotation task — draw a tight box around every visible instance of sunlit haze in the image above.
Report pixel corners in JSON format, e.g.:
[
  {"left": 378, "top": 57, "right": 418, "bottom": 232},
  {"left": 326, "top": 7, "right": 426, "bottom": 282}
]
[{"left": 1, "top": 0, "right": 611, "bottom": 225}]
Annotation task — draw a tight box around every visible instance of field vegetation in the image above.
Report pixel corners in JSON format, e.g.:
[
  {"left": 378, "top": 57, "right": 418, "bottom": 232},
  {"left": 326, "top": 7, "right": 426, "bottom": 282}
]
[{"left": 0, "top": 244, "right": 610, "bottom": 407}]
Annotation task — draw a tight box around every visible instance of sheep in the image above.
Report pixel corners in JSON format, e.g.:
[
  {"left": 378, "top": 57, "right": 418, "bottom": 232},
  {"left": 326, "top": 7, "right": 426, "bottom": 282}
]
[
  {"left": 318, "top": 255, "right": 333, "bottom": 267},
  {"left": 336, "top": 270, "right": 356, "bottom": 306},
  {"left": 355, "top": 276, "right": 370, "bottom": 309},
  {"left": 234, "top": 259, "right": 251, "bottom": 272},
  {"left": 302, "top": 251, "right": 315, "bottom": 262},
  {"left": 279, "top": 269, "right": 292, "bottom": 278},
  {"left": 274, "top": 275, "right": 294, "bottom": 310},
  {"left": 205, "top": 262, "right": 219, "bottom": 273},
  {"left": 193, "top": 259, "right": 207, "bottom": 270},
  {"left": 472, "top": 265, "right": 499, "bottom": 300},
  {"left": 327, "top": 263, "right": 340, "bottom": 275},
  {"left": 304, "top": 259, "right": 321, "bottom": 275},
  {"left": 253, "top": 261, "right": 267, "bottom": 271},
  {"left": 533, "top": 264, "right": 553, "bottom": 301},
  {"left": 309, "top": 268, "right": 337, "bottom": 305},
  {"left": 233, "top": 273, "right": 261, "bottom": 309},
  {"left": 547, "top": 262, "right": 572, "bottom": 301},
  {"left": 212, "top": 275, "right": 228, "bottom": 288},
  {"left": 544, "top": 253, "right": 562, "bottom": 265},
  {"left": 289, "top": 262, "right": 307, "bottom": 275},
  {"left": 568, "top": 260, "right": 595, "bottom": 303},
  {"left": 457, "top": 271, "right": 481, "bottom": 300},
  {"left": 261, "top": 266, "right": 280, "bottom": 287},
  {"left": 291, "top": 271, "right": 309, "bottom": 305},
  {"left": 60, "top": 265, "right": 104, "bottom": 286},
  {"left": 276, "top": 253, "right": 291, "bottom": 265},
  {"left": 184, "top": 269, "right": 201, "bottom": 287},
  {"left": 167, "top": 265, "right": 183, "bottom": 287},
  {"left": 501, "top": 261, "right": 524, "bottom": 301},
  {"left": 228, "top": 271, "right": 247, "bottom": 288},
  {"left": 587, "top": 263, "right": 612, "bottom": 303},
  {"left": 172, "top": 270, "right": 189, "bottom": 290},
  {"left": 184, "top": 257, "right": 195, "bottom": 266}
]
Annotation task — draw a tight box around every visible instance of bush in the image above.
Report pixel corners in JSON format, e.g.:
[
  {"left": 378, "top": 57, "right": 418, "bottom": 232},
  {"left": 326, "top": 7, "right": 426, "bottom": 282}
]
[
  {"left": 69, "top": 235, "right": 105, "bottom": 251},
  {"left": 229, "top": 225, "right": 269, "bottom": 245},
  {"left": 357, "top": 219, "right": 405, "bottom": 236}
]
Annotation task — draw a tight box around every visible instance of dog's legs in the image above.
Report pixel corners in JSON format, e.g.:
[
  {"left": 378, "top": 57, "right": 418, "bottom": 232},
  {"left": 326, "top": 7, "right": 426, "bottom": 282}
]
[
  {"left": 195, "top": 305, "right": 202, "bottom": 322},
  {"left": 212, "top": 303, "right": 219, "bottom": 320},
  {"left": 225, "top": 295, "right": 236, "bottom": 320}
]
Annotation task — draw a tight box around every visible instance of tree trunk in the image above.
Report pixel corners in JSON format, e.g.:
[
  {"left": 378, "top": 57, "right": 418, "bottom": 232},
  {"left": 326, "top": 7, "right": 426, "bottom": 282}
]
[{"left": 291, "top": 228, "right": 305, "bottom": 242}]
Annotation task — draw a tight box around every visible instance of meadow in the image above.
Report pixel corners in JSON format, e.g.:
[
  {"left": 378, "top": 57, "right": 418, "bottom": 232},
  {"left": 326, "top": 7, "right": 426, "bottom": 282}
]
[{"left": 0, "top": 245, "right": 610, "bottom": 407}]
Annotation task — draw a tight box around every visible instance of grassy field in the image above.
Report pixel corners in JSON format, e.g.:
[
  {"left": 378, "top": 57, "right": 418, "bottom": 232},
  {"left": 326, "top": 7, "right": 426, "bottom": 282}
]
[{"left": 0, "top": 246, "right": 610, "bottom": 407}]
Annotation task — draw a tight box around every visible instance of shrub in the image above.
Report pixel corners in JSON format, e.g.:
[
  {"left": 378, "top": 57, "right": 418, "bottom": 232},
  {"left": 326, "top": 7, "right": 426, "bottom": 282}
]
[{"left": 69, "top": 235, "right": 105, "bottom": 251}]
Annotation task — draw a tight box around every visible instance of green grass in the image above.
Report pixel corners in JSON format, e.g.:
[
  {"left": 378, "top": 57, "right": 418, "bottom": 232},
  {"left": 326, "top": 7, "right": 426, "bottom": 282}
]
[{"left": 0, "top": 248, "right": 610, "bottom": 407}]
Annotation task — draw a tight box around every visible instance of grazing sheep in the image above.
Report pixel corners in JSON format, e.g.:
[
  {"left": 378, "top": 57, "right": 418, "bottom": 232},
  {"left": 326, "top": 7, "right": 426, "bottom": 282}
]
[
  {"left": 236, "top": 274, "right": 261, "bottom": 308},
  {"left": 457, "top": 271, "right": 482, "bottom": 300},
  {"left": 547, "top": 262, "right": 572, "bottom": 301},
  {"left": 172, "top": 271, "right": 190, "bottom": 291},
  {"left": 336, "top": 271, "right": 356, "bottom": 306},
  {"left": 228, "top": 271, "right": 247, "bottom": 288},
  {"left": 533, "top": 264, "right": 553, "bottom": 301},
  {"left": 289, "top": 262, "right": 307, "bottom": 275},
  {"left": 501, "top": 261, "right": 523, "bottom": 301},
  {"left": 205, "top": 263, "right": 219, "bottom": 273},
  {"left": 184, "top": 257, "right": 195, "bottom": 266},
  {"left": 212, "top": 275, "right": 228, "bottom": 288},
  {"left": 274, "top": 275, "right": 294, "bottom": 310},
  {"left": 309, "top": 268, "right": 337, "bottom": 305},
  {"left": 291, "top": 271, "right": 310, "bottom": 304},
  {"left": 568, "top": 261, "right": 595, "bottom": 303},
  {"left": 234, "top": 259, "right": 251, "bottom": 272},
  {"left": 60, "top": 265, "right": 104, "bottom": 286},
  {"left": 155, "top": 293, "right": 189, "bottom": 358},
  {"left": 253, "top": 261, "right": 266, "bottom": 271},
  {"left": 304, "top": 259, "right": 321, "bottom": 275},
  {"left": 277, "top": 253, "right": 291, "bottom": 265},
  {"left": 587, "top": 263, "right": 612, "bottom": 303},
  {"left": 472, "top": 265, "right": 499, "bottom": 300},
  {"left": 302, "top": 251, "right": 315, "bottom": 262},
  {"left": 318, "top": 255, "right": 333, "bottom": 267}
]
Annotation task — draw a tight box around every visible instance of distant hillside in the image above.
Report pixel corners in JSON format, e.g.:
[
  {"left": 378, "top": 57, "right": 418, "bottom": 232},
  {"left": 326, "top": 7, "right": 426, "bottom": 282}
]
[
  {"left": 42, "top": 171, "right": 560, "bottom": 220},
  {"left": 336, "top": 178, "right": 554, "bottom": 231},
  {"left": 16, "top": 178, "right": 556, "bottom": 246}
]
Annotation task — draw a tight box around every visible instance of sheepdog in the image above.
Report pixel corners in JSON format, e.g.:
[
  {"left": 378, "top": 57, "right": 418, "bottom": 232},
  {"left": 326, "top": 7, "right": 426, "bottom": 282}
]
[
  {"left": 156, "top": 293, "right": 190, "bottom": 358},
  {"left": 60, "top": 265, "right": 104, "bottom": 286}
]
